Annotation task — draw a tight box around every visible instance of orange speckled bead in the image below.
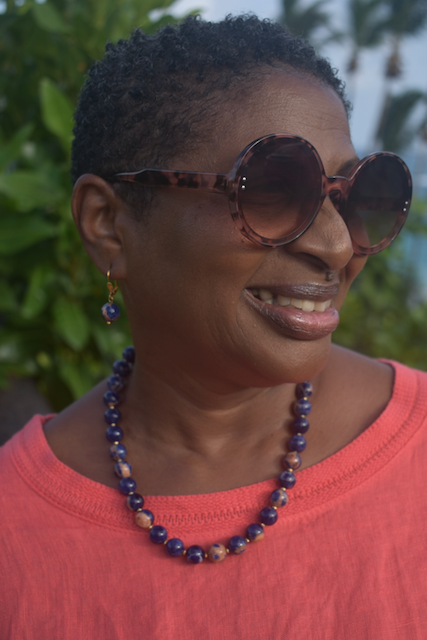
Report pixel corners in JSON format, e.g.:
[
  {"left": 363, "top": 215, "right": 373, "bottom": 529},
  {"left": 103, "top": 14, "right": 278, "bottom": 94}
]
[
  {"left": 135, "top": 509, "right": 154, "bottom": 529},
  {"left": 283, "top": 452, "right": 302, "bottom": 470},
  {"left": 251, "top": 530, "right": 264, "bottom": 542},
  {"left": 114, "top": 461, "right": 132, "bottom": 478},
  {"left": 246, "top": 523, "right": 265, "bottom": 542},
  {"left": 270, "top": 488, "right": 288, "bottom": 508},
  {"left": 207, "top": 543, "right": 227, "bottom": 563}
]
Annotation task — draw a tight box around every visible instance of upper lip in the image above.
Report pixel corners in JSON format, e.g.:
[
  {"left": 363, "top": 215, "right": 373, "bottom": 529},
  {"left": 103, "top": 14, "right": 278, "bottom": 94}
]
[{"left": 245, "top": 282, "right": 340, "bottom": 302}]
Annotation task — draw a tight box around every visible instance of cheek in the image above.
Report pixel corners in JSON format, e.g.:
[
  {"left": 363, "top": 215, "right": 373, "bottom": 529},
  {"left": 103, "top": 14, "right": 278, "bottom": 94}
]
[{"left": 122, "top": 196, "right": 264, "bottom": 320}]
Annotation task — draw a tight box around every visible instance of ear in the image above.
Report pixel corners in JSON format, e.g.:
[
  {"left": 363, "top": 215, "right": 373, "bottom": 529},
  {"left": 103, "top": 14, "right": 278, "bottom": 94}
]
[{"left": 71, "top": 174, "right": 127, "bottom": 279}]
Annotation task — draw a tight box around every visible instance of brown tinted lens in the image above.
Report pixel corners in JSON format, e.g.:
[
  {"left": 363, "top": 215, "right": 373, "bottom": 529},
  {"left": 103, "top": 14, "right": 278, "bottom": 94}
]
[
  {"left": 345, "top": 156, "right": 410, "bottom": 251},
  {"left": 238, "top": 138, "right": 322, "bottom": 242}
]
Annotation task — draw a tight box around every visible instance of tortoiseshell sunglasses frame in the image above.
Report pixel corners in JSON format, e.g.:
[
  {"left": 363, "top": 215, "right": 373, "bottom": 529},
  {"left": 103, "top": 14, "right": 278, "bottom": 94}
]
[{"left": 113, "top": 133, "right": 412, "bottom": 255}]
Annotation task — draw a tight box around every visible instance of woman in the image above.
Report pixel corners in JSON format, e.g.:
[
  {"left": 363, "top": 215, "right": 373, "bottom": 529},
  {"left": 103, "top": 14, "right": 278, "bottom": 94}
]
[{"left": 1, "top": 15, "right": 426, "bottom": 639}]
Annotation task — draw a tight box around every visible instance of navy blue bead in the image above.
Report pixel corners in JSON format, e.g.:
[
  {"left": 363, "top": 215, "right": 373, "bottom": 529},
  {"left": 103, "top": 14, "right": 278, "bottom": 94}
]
[
  {"left": 149, "top": 525, "right": 168, "bottom": 545},
  {"left": 260, "top": 507, "right": 278, "bottom": 526},
  {"left": 166, "top": 538, "right": 185, "bottom": 557},
  {"left": 246, "top": 523, "right": 265, "bottom": 541},
  {"left": 122, "top": 346, "right": 135, "bottom": 364},
  {"left": 289, "top": 434, "right": 307, "bottom": 452},
  {"left": 126, "top": 493, "right": 144, "bottom": 511},
  {"left": 103, "top": 390, "right": 121, "bottom": 407},
  {"left": 113, "top": 360, "right": 132, "bottom": 377},
  {"left": 106, "top": 425, "right": 124, "bottom": 443},
  {"left": 228, "top": 536, "right": 247, "bottom": 555},
  {"left": 279, "top": 470, "right": 296, "bottom": 489},
  {"left": 101, "top": 302, "right": 121, "bottom": 323},
  {"left": 296, "top": 382, "right": 313, "bottom": 398},
  {"left": 186, "top": 545, "right": 205, "bottom": 564},
  {"left": 294, "top": 398, "right": 312, "bottom": 416},
  {"left": 108, "top": 374, "right": 124, "bottom": 392},
  {"left": 104, "top": 407, "right": 122, "bottom": 425},
  {"left": 292, "top": 417, "right": 310, "bottom": 434},
  {"left": 118, "top": 477, "right": 137, "bottom": 494},
  {"left": 109, "top": 443, "right": 127, "bottom": 461}
]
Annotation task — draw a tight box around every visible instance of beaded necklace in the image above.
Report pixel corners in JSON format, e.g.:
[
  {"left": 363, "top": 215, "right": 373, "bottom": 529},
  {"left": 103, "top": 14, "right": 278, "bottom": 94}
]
[{"left": 104, "top": 346, "right": 312, "bottom": 564}]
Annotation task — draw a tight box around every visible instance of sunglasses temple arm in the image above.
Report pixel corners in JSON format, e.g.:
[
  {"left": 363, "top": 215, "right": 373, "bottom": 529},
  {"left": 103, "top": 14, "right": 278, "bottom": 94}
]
[{"left": 114, "top": 169, "right": 228, "bottom": 193}]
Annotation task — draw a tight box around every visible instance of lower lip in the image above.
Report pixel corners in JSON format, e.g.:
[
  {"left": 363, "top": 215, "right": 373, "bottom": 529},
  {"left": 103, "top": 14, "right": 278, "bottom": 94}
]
[{"left": 244, "top": 292, "right": 340, "bottom": 340}]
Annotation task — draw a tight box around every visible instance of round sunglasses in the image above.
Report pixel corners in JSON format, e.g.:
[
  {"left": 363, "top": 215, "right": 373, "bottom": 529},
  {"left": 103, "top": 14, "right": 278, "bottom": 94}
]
[{"left": 114, "top": 133, "right": 412, "bottom": 256}]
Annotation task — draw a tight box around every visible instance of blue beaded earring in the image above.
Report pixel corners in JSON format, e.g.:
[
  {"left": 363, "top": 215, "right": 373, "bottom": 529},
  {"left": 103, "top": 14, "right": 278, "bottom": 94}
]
[{"left": 101, "top": 269, "right": 121, "bottom": 324}]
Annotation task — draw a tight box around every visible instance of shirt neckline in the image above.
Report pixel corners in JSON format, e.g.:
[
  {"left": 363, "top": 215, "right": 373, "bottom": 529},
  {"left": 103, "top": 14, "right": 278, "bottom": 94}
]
[{"left": 8, "top": 361, "right": 426, "bottom": 532}]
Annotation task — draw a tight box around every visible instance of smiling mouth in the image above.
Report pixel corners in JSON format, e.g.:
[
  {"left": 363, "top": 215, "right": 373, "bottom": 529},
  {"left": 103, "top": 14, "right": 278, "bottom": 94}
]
[{"left": 249, "top": 288, "right": 333, "bottom": 313}]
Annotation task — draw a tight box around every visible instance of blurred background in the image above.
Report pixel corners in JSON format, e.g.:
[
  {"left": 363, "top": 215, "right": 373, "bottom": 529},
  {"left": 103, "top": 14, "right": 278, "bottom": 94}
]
[{"left": 1, "top": 0, "right": 426, "bottom": 443}]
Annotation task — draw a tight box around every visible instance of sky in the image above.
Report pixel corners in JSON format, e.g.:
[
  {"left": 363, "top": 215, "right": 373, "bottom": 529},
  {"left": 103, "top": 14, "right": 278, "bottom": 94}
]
[{"left": 169, "top": 0, "right": 427, "bottom": 192}]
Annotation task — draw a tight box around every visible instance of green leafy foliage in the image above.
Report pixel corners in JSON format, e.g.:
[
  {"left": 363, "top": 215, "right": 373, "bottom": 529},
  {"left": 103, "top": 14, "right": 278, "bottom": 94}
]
[
  {"left": 376, "top": 90, "right": 426, "bottom": 152},
  {"left": 39, "top": 78, "right": 74, "bottom": 152},
  {"left": 346, "top": 0, "right": 387, "bottom": 73},
  {"left": 0, "top": 0, "right": 191, "bottom": 409},
  {"left": 279, "top": 0, "right": 344, "bottom": 48},
  {"left": 382, "top": 0, "right": 427, "bottom": 39}
]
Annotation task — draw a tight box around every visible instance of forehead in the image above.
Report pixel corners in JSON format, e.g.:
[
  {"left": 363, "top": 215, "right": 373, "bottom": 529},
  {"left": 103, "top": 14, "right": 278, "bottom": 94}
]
[{"left": 181, "top": 70, "right": 355, "bottom": 175}]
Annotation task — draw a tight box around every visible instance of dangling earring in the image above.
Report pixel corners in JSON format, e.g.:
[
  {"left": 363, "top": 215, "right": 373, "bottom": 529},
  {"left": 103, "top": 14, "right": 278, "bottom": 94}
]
[{"left": 101, "top": 270, "right": 121, "bottom": 325}]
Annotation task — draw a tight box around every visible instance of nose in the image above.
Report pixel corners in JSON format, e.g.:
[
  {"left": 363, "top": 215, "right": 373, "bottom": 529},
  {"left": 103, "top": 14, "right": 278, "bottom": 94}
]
[{"left": 285, "top": 196, "right": 354, "bottom": 271}]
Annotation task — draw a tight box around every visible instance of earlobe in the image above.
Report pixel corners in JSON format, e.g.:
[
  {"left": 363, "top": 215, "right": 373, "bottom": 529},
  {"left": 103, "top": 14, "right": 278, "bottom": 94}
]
[{"left": 71, "top": 174, "right": 127, "bottom": 279}]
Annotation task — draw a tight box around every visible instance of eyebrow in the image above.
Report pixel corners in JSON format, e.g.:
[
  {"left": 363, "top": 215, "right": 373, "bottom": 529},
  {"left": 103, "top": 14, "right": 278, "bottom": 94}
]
[{"left": 335, "top": 157, "right": 360, "bottom": 177}]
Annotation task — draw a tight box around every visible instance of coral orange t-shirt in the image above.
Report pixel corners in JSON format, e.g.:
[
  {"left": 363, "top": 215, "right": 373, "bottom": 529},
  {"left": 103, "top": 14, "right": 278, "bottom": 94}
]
[{"left": 1, "top": 361, "right": 427, "bottom": 639}]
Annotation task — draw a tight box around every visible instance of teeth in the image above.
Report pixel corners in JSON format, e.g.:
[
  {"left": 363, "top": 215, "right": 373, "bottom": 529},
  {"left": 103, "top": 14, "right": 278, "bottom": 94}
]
[
  {"left": 259, "top": 288, "right": 273, "bottom": 301},
  {"left": 301, "top": 300, "right": 315, "bottom": 312},
  {"left": 314, "top": 301, "right": 327, "bottom": 312},
  {"left": 250, "top": 289, "right": 332, "bottom": 313},
  {"left": 291, "top": 298, "right": 303, "bottom": 309},
  {"left": 314, "top": 300, "right": 331, "bottom": 312}
]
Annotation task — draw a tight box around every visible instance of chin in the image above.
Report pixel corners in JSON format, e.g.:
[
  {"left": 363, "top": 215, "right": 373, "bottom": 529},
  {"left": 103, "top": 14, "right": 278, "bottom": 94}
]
[{"left": 235, "top": 334, "right": 333, "bottom": 388}]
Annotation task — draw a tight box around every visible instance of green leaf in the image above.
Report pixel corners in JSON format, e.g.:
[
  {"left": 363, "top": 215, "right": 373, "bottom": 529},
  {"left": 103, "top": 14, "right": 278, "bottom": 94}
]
[
  {"left": 39, "top": 78, "right": 74, "bottom": 151},
  {"left": 0, "top": 123, "right": 34, "bottom": 172},
  {"left": 21, "top": 265, "right": 54, "bottom": 319},
  {"left": 53, "top": 298, "right": 90, "bottom": 351},
  {"left": 0, "top": 281, "right": 18, "bottom": 312},
  {"left": 0, "top": 170, "right": 65, "bottom": 212},
  {"left": 32, "top": 2, "right": 71, "bottom": 34},
  {"left": 58, "top": 359, "right": 94, "bottom": 399},
  {"left": 0, "top": 215, "right": 56, "bottom": 255},
  {"left": 91, "top": 323, "right": 128, "bottom": 358}
]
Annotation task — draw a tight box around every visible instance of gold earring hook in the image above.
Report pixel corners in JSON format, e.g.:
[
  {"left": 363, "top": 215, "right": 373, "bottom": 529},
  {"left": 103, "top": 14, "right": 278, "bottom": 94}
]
[{"left": 106, "top": 269, "right": 118, "bottom": 304}]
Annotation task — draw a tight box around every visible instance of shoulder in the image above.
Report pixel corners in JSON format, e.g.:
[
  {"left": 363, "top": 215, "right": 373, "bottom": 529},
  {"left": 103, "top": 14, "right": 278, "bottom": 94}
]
[
  {"left": 329, "top": 343, "right": 427, "bottom": 395},
  {"left": 0, "top": 413, "right": 46, "bottom": 470},
  {"left": 333, "top": 344, "right": 427, "bottom": 424},
  {"left": 309, "top": 346, "right": 427, "bottom": 465},
  {"left": 329, "top": 343, "right": 394, "bottom": 384},
  {"left": 321, "top": 345, "right": 395, "bottom": 427},
  {"left": 0, "top": 415, "right": 53, "bottom": 528}
]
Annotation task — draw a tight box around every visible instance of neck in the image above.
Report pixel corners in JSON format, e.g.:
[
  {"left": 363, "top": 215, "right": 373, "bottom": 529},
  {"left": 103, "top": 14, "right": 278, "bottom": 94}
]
[
  {"left": 124, "top": 360, "right": 300, "bottom": 458},
  {"left": 43, "top": 345, "right": 394, "bottom": 496}
]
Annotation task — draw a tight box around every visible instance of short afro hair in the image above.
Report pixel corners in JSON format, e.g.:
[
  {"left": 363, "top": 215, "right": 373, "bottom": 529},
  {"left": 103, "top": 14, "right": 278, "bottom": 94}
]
[{"left": 71, "top": 14, "right": 350, "bottom": 214}]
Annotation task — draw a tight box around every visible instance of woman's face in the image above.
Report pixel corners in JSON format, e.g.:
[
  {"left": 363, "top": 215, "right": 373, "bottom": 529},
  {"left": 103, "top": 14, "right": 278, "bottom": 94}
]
[{"left": 119, "top": 71, "right": 367, "bottom": 389}]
